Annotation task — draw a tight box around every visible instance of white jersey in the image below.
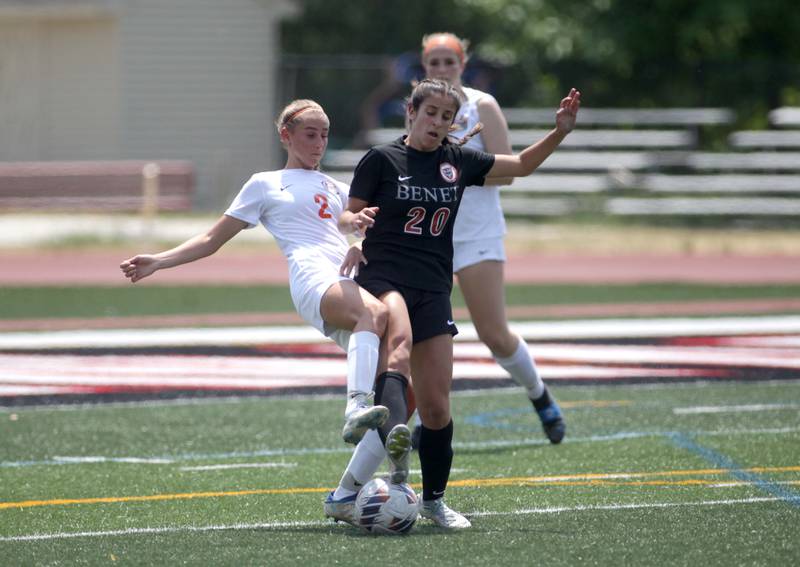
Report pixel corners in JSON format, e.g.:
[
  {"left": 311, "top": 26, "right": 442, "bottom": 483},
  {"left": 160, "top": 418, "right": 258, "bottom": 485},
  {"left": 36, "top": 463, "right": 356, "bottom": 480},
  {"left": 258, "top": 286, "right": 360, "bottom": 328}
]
[
  {"left": 450, "top": 86, "right": 507, "bottom": 242},
  {"left": 225, "top": 168, "right": 351, "bottom": 345}
]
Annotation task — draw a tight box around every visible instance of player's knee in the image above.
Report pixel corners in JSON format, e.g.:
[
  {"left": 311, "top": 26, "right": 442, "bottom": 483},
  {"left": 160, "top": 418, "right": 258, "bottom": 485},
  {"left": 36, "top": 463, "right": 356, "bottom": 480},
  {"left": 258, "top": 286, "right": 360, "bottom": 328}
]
[
  {"left": 419, "top": 404, "right": 450, "bottom": 429},
  {"left": 479, "top": 328, "right": 516, "bottom": 357},
  {"left": 369, "top": 301, "right": 389, "bottom": 337},
  {"left": 386, "top": 344, "right": 411, "bottom": 377}
]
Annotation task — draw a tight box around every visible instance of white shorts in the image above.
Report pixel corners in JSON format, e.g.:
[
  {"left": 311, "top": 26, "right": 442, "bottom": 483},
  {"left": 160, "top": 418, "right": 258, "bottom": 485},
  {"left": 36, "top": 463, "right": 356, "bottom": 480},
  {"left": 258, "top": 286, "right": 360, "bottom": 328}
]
[
  {"left": 452, "top": 235, "right": 506, "bottom": 273},
  {"left": 290, "top": 265, "right": 352, "bottom": 351}
]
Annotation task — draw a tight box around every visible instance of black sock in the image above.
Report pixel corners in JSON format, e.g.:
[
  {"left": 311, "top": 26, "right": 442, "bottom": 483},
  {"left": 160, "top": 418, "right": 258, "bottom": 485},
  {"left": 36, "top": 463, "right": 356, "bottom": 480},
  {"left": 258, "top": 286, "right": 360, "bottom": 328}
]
[
  {"left": 531, "top": 386, "right": 552, "bottom": 411},
  {"left": 373, "top": 371, "right": 409, "bottom": 444},
  {"left": 418, "top": 420, "right": 454, "bottom": 501}
]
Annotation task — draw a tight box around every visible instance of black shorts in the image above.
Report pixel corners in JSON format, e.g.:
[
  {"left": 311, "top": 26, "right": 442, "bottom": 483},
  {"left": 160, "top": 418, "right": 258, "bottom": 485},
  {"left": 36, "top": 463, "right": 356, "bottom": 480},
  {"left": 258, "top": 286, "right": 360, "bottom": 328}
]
[{"left": 357, "top": 279, "right": 457, "bottom": 344}]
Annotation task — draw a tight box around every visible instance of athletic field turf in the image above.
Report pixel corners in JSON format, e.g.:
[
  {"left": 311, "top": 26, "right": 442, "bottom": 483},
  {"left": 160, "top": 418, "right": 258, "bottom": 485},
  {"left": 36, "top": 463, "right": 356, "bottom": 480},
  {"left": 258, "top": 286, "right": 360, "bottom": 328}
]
[
  {"left": 2, "top": 380, "right": 799, "bottom": 565},
  {"left": 1, "top": 280, "right": 799, "bottom": 564}
]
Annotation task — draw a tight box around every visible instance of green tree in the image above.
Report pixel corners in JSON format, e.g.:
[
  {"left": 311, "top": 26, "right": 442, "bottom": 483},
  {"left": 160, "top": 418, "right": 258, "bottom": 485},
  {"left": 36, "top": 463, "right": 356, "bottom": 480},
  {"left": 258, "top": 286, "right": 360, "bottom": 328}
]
[{"left": 281, "top": 0, "right": 800, "bottom": 140}]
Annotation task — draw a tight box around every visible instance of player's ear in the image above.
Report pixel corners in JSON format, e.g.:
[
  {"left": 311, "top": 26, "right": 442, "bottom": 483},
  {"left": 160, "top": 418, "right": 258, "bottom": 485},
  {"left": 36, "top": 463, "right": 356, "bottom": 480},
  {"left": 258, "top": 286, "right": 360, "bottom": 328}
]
[{"left": 279, "top": 125, "right": 291, "bottom": 145}]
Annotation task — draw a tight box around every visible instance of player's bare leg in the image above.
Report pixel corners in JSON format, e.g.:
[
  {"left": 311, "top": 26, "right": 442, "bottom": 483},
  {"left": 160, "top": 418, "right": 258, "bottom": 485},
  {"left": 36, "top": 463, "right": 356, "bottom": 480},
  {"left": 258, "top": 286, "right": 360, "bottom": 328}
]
[
  {"left": 411, "top": 334, "right": 470, "bottom": 529},
  {"left": 458, "top": 260, "right": 565, "bottom": 444},
  {"left": 321, "top": 280, "right": 390, "bottom": 443}
]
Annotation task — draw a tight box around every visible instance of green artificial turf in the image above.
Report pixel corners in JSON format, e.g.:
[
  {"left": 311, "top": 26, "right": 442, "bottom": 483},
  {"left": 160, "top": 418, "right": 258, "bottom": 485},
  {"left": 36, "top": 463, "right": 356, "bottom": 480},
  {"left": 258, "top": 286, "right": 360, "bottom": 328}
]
[
  {"left": 1, "top": 381, "right": 799, "bottom": 565},
  {"left": 2, "top": 283, "right": 800, "bottom": 320}
]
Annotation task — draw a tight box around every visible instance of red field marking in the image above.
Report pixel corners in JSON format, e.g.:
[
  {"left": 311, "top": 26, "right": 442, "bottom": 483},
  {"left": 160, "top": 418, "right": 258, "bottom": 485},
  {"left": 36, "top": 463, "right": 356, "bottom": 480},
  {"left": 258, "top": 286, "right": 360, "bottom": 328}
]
[{"left": 1, "top": 335, "right": 797, "bottom": 399}]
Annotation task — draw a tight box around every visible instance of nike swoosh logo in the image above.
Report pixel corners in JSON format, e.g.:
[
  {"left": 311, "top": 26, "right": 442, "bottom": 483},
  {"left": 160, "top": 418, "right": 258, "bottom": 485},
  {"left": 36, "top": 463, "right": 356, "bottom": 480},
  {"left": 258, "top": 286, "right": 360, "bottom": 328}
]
[
  {"left": 398, "top": 175, "right": 412, "bottom": 182},
  {"left": 447, "top": 320, "right": 455, "bottom": 326},
  {"left": 432, "top": 490, "right": 446, "bottom": 496},
  {"left": 280, "top": 184, "right": 292, "bottom": 191},
  {"left": 478, "top": 249, "right": 489, "bottom": 255}
]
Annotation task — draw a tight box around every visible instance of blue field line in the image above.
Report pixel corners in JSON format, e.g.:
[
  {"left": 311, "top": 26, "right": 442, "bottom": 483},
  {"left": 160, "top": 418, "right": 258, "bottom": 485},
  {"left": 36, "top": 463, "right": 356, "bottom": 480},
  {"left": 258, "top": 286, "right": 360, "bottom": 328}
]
[
  {"left": 2, "top": 425, "right": 799, "bottom": 470},
  {"left": 463, "top": 407, "right": 539, "bottom": 432},
  {"left": 668, "top": 432, "right": 800, "bottom": 508}
]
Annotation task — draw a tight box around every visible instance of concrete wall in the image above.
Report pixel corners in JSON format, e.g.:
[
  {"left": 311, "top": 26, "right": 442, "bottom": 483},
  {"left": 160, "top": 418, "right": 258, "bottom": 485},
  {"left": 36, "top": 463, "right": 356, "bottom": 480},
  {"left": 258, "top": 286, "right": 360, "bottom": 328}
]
[{"left": 0, "top": 0, "right": 296, "bottom": 209}]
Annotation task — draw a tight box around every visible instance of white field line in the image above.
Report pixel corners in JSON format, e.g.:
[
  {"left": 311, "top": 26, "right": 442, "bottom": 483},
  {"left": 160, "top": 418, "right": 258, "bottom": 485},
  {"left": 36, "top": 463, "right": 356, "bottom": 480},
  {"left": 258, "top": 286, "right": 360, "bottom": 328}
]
[
  {"left": 707, "top": 481, "right": 800, "bottom": 488},
  {"left": 2, "top": 316, "right": 800, "bottom": 349},
  {"left": 0, "top": 497, "right": 783, "bottom": 542},
  {"left": 4, "top": 379, "right": 799, "bottom": 413},
  {"left": 180, "top": 462, "right": 297, "bottom": 471},
  {"left": 467, "top": 496, "right": 782, "bottom": 518},
  {"left": 674, "top": 403, "right": 800, "bottom": 415},
  {"left": 456, "top": 342, "right": 800, "bottom": 368},
  {"left": 0, "top": 385, "right": 79, "bottom": 396},
  {"left": 718, "top": 336, "right": 800, "bottom": 348},
  {"left": 0, "top": 352, "right": 712, "bottom": 393},
  {"left": 404, "top": 468, "right": 469, "bottom": 475},
  {"left": 52, "top": 456, "right": 173, "bottom": 465},
  {"left": 3, "top": 426, "right": 798, "bottom": 469}
]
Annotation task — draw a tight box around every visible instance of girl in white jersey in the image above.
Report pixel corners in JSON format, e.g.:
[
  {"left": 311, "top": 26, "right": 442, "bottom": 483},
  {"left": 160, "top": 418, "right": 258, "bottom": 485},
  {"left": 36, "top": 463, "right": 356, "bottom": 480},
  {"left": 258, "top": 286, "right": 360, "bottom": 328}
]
[
  {"left": 414, "top": 32, "right": 566, "bottom": 444},
  {"left": 119, "top": 100, "right": 390, "bottom": 445}
]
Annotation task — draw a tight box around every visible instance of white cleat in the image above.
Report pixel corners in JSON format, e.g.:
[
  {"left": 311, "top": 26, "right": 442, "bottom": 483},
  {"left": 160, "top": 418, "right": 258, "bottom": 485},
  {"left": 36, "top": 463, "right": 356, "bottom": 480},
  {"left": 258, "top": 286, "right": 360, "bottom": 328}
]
[
  {"left": 323, "top": 490, "right": 358, "bottom": 526},
  {"left": 342, "top": 396, "right": 389, "bottom": 445},
  {"left": 385, "top": 423, "right": 412, "bottom": 484},
  {"left": 419, "top": 498, "right": 472, "bottom": 529}
]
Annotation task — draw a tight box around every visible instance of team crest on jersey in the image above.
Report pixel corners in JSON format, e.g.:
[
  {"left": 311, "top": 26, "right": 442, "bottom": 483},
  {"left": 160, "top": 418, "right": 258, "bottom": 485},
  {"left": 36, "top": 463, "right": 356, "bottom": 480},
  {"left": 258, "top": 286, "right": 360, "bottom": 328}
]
[
  {"left": 439, "top": 162, "right": 458, "bottom": 183},
  {"left": 321, "top": 179, "right": 337, "bottom": 192}
]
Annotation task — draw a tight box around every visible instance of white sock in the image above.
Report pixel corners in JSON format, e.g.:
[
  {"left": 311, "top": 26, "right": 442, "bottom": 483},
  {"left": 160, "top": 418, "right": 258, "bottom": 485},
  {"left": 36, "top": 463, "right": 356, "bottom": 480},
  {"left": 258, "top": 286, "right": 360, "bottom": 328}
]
[
  {"left": 345, "top": 331, "right": 380, "bottom": 415},
  {"left": 334, "top": 429, "right": 386, "bottom": 498},
  {"left": 494, "top": 335, "right": 545, "bottom": 400}
]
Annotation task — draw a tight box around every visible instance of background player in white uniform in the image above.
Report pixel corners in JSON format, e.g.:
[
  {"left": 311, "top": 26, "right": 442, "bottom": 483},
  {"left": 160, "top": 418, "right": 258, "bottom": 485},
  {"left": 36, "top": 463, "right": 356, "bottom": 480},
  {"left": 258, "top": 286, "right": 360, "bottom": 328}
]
[
  {"left": 120, "top": 100, "right": 389, "bottom": 445},
  {"left": 414, "top": 32, "right": 566, "bottom": 444}
]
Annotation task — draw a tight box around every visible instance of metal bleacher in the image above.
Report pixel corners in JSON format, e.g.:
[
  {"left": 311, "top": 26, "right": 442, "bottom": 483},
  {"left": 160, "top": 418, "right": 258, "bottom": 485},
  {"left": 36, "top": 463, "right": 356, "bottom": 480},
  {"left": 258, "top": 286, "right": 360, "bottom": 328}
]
[{"left": 324, "top": 106, "right": 800, "bottom": 218}]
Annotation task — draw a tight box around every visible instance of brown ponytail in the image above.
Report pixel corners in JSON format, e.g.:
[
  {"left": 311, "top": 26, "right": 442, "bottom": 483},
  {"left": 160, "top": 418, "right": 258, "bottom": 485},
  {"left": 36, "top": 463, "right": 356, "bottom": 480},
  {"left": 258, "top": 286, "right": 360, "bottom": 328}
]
[{"left": 452, "top": 121, "right": 484, "bottom": 146}]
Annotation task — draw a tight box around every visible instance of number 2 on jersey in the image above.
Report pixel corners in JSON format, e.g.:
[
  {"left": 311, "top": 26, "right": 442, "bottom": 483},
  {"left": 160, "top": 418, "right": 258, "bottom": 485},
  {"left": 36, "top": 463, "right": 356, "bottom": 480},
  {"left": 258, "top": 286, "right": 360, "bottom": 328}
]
[
  {"left": 314, "top": 193, "right": 332, "bottom": 219},
  {"left": 404, "top": 206, "right": 450, "bottom": 236}
]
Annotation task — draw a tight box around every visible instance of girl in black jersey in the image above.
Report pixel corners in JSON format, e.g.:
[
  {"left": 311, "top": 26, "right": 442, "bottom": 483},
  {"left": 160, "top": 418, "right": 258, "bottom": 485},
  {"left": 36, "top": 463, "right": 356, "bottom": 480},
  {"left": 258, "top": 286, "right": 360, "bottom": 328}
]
[{"left": 338, "top": 78, "right": 580, "bottom": 529}]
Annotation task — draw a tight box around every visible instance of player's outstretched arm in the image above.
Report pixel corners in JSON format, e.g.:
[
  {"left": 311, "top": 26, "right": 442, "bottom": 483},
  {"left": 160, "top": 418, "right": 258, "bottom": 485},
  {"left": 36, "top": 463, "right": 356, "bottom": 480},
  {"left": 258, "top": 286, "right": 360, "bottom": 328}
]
[
  {"left": 488, "top": 88, "right": 581, "bottom": 179},
  {"left": 119, "top": 215, "right": 248, "bottom": 283}
]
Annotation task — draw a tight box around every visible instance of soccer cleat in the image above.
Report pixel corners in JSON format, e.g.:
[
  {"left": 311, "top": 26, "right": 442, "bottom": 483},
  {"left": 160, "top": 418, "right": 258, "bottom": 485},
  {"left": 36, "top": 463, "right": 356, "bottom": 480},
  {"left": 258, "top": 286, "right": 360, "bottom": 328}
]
[
  {"left": 419, "top": 497, "right": 471, "bottom": 529},
  {"left": 385, "top": 423, "right": 412, "bottom": 484},
  {"left": 342, "top": 394, "right": 390, "bottom": 445},
  {"left": 323, "top": 490, "right": 358, "bottom": 526},
  {"left": 531, "top": 387, "right": 566, "bottom": 444}
]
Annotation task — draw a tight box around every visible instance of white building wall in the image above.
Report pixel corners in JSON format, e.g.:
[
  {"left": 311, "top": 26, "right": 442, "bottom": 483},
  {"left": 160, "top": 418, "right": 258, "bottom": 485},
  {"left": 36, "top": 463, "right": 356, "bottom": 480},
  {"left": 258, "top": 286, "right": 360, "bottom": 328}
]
[
  {"left": 0, "top": 0, "right": 296, "bottom": 209},
  {"left": 0, "top": 22, "right": 44, "bottom": 160},
  {"left": 44, "top": 18, "right": 120, "bottom": 159},
  {"left": 0, "top": 8, "right": 119, "bottom": 161},
  {"left": 118, "top": 0, "right": 295, "bottom": 208}
]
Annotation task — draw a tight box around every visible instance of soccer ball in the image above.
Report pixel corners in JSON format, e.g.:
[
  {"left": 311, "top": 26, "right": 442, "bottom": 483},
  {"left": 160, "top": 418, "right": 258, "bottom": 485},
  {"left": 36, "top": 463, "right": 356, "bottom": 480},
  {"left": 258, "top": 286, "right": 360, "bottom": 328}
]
[{"left": 353, "top": 476, "right": 418, "bottom": 535}]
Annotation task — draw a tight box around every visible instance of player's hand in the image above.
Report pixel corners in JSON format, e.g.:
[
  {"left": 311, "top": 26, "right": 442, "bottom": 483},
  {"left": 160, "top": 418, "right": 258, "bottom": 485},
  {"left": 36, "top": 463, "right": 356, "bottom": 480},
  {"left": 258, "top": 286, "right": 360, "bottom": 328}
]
[
  {"left": 119, "top": 254, "right": 159, "bottom": 283},
  {"left": 555, "top": 88, "right": 581, "bottom": 134},
  {"left": 350, "top": 206, "right": 379, "bottom": 237},
  {"left": 340, "top": 246, "right": 368, "bottom": 278}
]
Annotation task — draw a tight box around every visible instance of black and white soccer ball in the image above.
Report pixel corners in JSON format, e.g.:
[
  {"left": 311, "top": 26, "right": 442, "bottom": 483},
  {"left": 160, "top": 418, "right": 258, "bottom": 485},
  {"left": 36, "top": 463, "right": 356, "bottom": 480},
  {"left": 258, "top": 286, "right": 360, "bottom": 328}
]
[{"left": 353, "top": 476, "right": 418, "bottom": 535}]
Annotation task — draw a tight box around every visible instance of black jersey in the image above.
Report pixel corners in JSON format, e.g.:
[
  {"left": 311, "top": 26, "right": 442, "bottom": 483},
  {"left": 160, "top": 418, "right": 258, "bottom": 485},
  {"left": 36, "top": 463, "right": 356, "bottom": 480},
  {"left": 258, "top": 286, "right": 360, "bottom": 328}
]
[{"left": 350, "top": 137, "right": 495, "bottom": 292}]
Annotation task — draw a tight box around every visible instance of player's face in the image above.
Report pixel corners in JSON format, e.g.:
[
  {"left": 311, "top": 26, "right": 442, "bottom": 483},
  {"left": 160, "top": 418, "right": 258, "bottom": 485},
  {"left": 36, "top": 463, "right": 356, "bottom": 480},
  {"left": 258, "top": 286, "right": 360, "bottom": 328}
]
[
  {"left": 406, "top": 94, "right": 459, "bottom": 151},
  {"left": 283, "top": 111, "right": 330, "bottom": 169},
  {"left": 423, "top": 47, "right": 464, "bottom": 86}
]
